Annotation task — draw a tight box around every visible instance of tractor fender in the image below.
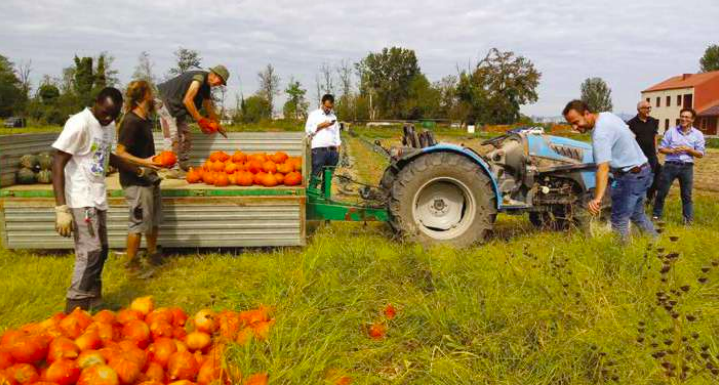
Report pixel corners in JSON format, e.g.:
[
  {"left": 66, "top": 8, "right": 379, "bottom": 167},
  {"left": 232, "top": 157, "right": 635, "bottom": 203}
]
[{"left": 396, "top": 144, "right": 502, "bottom": 209}]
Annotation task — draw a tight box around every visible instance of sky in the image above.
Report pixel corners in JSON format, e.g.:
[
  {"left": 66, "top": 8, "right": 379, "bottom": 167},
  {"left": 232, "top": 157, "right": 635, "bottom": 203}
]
[{"left": 2, "top": 0, "right": 718, "bottom": 117}]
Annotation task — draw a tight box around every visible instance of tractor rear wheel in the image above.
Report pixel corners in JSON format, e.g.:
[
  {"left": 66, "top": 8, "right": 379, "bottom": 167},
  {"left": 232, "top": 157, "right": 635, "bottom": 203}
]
[{"left": 388, "top": 152, "right": 497, "bottom": 248}]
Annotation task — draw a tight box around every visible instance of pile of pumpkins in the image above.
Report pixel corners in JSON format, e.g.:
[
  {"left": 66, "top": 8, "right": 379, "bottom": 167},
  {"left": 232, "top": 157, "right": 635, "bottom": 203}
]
[
  {"left": 16, "top": 153, "right": 53, "bottom": 185},
  {"left": 0, "top": 297, "right": 272, "bottom": 385},
  {"left": 186, "top": 151, "right": 302, "bottom": 187}
]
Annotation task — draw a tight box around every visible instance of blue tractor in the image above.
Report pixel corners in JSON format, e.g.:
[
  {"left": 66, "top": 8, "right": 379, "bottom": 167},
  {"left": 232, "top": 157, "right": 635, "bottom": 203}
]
[{"left": 308, "top": 126, "right": 605, "bottom": 248}]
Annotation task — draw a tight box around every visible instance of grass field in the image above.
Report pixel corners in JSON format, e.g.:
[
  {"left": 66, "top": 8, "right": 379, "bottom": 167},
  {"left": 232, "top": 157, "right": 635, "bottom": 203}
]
[{"left": 2, "top": 127, "right": 719, "bottom": 384}]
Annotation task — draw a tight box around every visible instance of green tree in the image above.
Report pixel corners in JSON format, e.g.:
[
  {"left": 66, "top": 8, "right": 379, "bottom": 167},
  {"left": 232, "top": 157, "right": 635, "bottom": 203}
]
[
  {"left": 401, "top": 74, "right": 440, "bottom": 120},
  {"left": 95, "top": 54, "right": 107, "bottom": 90},
  {"left": 457, "top": 48, "right": 541, "bottom": 124},
  {"left": 0, "top": 54, "right": 25, "bottom": 117},
  {"left": 241, "top": 94, "right": 272, "bottom": 123},
  {"left": 700, "top": 44, "right": 719, "bottom": 72},
  {"left": 356, "top": 47, "right": 421, "bottom": 119},
  {"left": 435, "top": 75, "right": 458, "bottom": 120},
  {"left": 168, "top": 47, "right": 202, "bottom": 77},
  {"left": 580, "top": 77, "right": 613, "bottom": 112},
  {"left": 73, "top": 56, "right": 95, "bottom": 107},
  {"left": 283, "top": 78, "right": 308, "bottom": 120}
]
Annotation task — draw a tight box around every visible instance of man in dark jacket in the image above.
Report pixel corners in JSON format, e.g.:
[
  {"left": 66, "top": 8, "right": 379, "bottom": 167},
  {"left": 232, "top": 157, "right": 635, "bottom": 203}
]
[
  {"left": 156, "top": 65, "right": 229, "bottom": 176},
  {"left": 626, "top": 100, "right": 660, "bottom": 201}
]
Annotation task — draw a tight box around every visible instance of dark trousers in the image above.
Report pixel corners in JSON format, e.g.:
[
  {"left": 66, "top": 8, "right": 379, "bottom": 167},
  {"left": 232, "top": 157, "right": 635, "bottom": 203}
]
[
  {"left": 646, "top": 158, "right": 661, "bottom": 201},
  {"left": 311, "top": 147, "right": 339, "bottom": 179},
  {"left": 610, "top": 166, "right": 657, "bottom": 242},
  {"left": 653, "top": 162, "right": 694, "bottom": 223}
]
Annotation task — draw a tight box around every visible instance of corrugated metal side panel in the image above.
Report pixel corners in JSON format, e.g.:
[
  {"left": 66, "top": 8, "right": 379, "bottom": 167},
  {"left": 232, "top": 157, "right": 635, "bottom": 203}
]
[
  {"left": 0, "top": 133, "right": 59, "bottom": 187},
  {"left": 2, "top": 197, "right": 305, "bottom": 249}
]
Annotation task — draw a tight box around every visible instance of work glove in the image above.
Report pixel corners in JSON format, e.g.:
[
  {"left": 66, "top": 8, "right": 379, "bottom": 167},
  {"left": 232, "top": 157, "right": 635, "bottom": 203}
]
[{"left": 55, "top": 205, "right": 74, "bottom": 237}]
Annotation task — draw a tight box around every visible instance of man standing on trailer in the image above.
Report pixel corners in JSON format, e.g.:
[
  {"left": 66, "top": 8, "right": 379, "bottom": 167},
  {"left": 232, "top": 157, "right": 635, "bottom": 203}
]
[
  {"left": 156, "top": 65, "right": 230, "bottom": 177},
  {"left": 305, "top": 94, "right": 341, "bottom": 183},
  {"left": 562, "top": 100, "right": 657, "bottom": 243},
  {"left": 52, "top": 88, "right": 142, "bottom": 313},
  {"left": 627, "top": 100, "right": 661, "bottom": 201}
]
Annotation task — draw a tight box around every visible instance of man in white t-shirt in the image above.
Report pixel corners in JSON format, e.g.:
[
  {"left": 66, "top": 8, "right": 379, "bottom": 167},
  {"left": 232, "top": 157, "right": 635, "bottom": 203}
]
[
  {"left": 305, "top": 94, "right": 341, "bottom": 185},
  {"left": 52, "top": 87, "right": 143, "bottom": 313}
]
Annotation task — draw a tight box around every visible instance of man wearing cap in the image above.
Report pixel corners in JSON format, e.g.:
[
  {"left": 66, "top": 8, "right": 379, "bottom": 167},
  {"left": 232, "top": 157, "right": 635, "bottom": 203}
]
[
  {"left": 562, "top": 99, "right": 657, "bottom": 243},
  {"left": 156, "top": 65, "right": 229, "bottom": 176}
]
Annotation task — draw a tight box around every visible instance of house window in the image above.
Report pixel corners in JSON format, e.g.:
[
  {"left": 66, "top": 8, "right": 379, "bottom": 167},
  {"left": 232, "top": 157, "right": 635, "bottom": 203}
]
[
  {"left": 665, "top": 119, "right": 670, "bottom": 130},
  {"left": 666, "top": 96, "right": 671, "bottom": 107},
  {"left": 677, "top": 95, "right": 682, "bottom": 106},
  {"left": 646, "top": 98, "right": 651, "bottom": 104},
  {"left": 656, "top": 97, "right": 661, "bottom": 108}
]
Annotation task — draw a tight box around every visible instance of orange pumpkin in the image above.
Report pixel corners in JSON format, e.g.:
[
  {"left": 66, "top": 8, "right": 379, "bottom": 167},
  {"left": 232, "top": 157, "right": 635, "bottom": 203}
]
[
  {"left": 167, "top": 351, "right": 198, "bottom": 381},
  {"left": 231, "top": 151, "right": 247, "bottom": 163},
  {"left": 93, "top": 310, "right": 117, "bottom": 324},
  {"left": 274, "top": 173, "right": 284, "bottom": 184},
  {"left": 203, "top": 159, "right": 213, "bottom": 172},
  {"left": 186, "top": 168, "right": 202, "bottom": 184},
  {"left": 246, "top": 160, "right": 263, "bottom": 174},
  {"left": 148, "top": 337, "right": 176, "bottom": 368},
  {"left": 287, "top": 157, "right": 303, "bottom": 171},
  {"left": 236, "top": 172, "right": 254, "bottom": 186},
  {"left": 284, "top": 172, "right": 302, "bottom": 186},
  {"left": 77, "top": 364, "right": 119, "bottom": 385},
  {"left": 6, "top": 363, "right": 40, "bottom": 384},
  {"left": 59, "top": 308, "right": 93, "bottom": 339},
  {"left": 149, "top": 320, "right": 173, "bottom": 340},
  {"left": 108, "top": 352, "right": 142, "bottom": 385},
  {"left": 47, "top": 337, "right": 79, "bottom": 362},
  {"left": 210, "top": 160, "right": 225, "bottom": 173},
  {"left": 202, "top": 171, "right": 216, "bottom": 185},
  {"left": 196, "top": 358, "right": 221, "bottom": 385},
  {"left": 262, "top": 161, "right": 277, "bottom": 174},
  {"left": 86, "top": 322, "right": 118, "bottom": 344},
  {"left": 214, "top": 173, "right": 230, "bottom": 187},
  {"left": 121, "top": 320, "right": 150, "bottom": 348},
  {"left": 168, "top": 308, "right": 188, "bottom": 328},
  {"left": 227, "top": 173, "right": 238, "bottom": 185},
  {"left": 245, "top": 373, "right": 269, "bottom": 385},
  {"left": 261, "top": 173, "right": 278, "bottom": 187},
  {"left": 248, "top": 153, "right": 267, "bottom": 163},
  {"left": 185, "top": 332, "right": 211, "bottom": 352},
  {"left": 209, "top": 151, "right": 227, "bottom": 163},
  {"left": 130, "top": 296, "right": 154, "bottom": 316},
  {"left": 152, "top": 151, "right": 177, "bottom": 168},
  {"left": 75, "top": 330, "right": 102, "bottom": 351},
  {"left": 270, "top": 151, "right": 289, "bottom": 164},
  {"left": 77, "top": 350, "right": 106, "bottom": 369},
  {"left": 116, "top": 309, "right": 143, "bottom": 325},
  {"left": 193, "top": 309, "right": 217, "bottom": 334},
  {"left": 44, "top": 358, "right": 80, "bottom": 385},
  {"left": 0, "top": 349, "right": 13, "bottom": 370},
  {"left": 9, "top": 335, "right": 48, "bottom": 364},
  {"left": 224, "top": 161, "right": 239, "bottom": 174},
  {"left": 144, "top": 362, "right": 165, "bottom": 383},
  {"left": 253, "top": 172, "right": 267, "bottom": 185},
  {"left": 276, "top": 162, "right": 293, "bottom": 174}
]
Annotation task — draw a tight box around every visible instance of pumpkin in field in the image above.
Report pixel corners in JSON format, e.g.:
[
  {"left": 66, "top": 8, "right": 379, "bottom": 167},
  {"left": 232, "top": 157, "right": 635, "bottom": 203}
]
[
  {"left": 210, "top": 160, "right": 225, "bottom": 173},
  {"left": 276, "top": 162, "right": 293, "bottom": 174},
  {"left": 77, "top": 350, "right": 106, "bottom": 369},
  {"left": 232, "top": 151, "right": 247, "bottom": 163},
  {"left": 48, "top": 337, "right": 80, "bottom": 362},
  {"left": 75, "top": 330, "right": 102, "bottom": 351},
  {"left": 236, "top": 172, "right": 254, "bottom": 186},
  {"left": 186, "top": 168, "right": 202, "bottom": 184},
  {"left": 121, "top": 320, "right": 150, "bottom": 348},
  {"left": 37, "top": 169, "right": 52, "bottom": 184},
  {"left": 245, "top": 372, "right": 269, "bottom": 385},
  {"left": 116, "top": 309, "right": 143, "bottom": 325},
  {"left": 130, "top": 296, "right": 154, "bottom": 316},
  {"left": 9, "top": 335, "right": 48, "bottom": 364},
  {"left": 262, "top": 161, "right": 277, "bottom": 174},
  {"left": 152, "top": 151, "right": 177, "bottom": 168},
  {"left": 77, "top": 364, "right": 119, "bottom": 385},
  {"left": 108, "top": 352, "right": 142, "bottom": 385},
  {"left": 248, "top": 153, "right": 267, "bottom": 163},
  {"left": 284, "top": 172, "right": 302, "bottom": 186},
  {"left": 193, "top": 310, "right": 217, "bottom": 334},
  {"left": 167, "top": 351, "right": 198, "bottom": 381},
  {"left": 261, "top": 173, "right": 278, "bottom": 187},
  {"left": 93, "top": 310, "right": 116, "bottom": 324},
  {"left": 214, "top": 173, "right": 230, "bottom": 187},
  {"left": 6, "top": 363, "right": 40, "bottom": 384},
  {"left": 149, "top": 320, "right": 173, "bottom": 340},
  {"left": 253, "top": 172, "right": 266, "bottom": 185},
  {"left": 246, "top": 160, "right": 263, "bottom": 174},
  {"left": 44, "top": 358, "right": 80, "bottom": 385},
  {"left": 185, "top": 332, "right": 211, "bottom": 352},
  {"left": 227, "top": 173, "right": 238, "bottom": 185},
  {"left": 224, "top": 161, "right": 239, "bottom": 174},
  {"left": 16, "top": 168, "right": 36, "bottom": 184},
  {"left": 147, "top": 337, "right": 176, "bottom": 368},
  {"left": 168, "top": 308, "right": 188, "bottom": 328},
  {"left": 274, "top": 173, "right": 284, "bottom": 184},
  {"left": 144, "top": 361, "right": 165, "bottom": 382},
  {"left": 209, "top": 151, "right": 229, "bottom": 163},
  {"left": 0, "top": 349, "right": 12, "bottom": 370},
  {"left": 202, "top": 171, "right": 216, "bottom": 185}
]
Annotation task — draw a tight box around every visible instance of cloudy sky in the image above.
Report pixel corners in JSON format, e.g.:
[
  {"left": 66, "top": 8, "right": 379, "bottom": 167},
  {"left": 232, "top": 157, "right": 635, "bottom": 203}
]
[{"left": 2, "top": 0, "right": 717, "bottom": 117}]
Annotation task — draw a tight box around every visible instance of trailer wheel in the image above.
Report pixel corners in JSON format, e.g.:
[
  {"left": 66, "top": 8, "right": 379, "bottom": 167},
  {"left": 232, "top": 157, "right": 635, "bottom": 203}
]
[{"left": 388, "top": 152, "right": 497, "bottom": 248}]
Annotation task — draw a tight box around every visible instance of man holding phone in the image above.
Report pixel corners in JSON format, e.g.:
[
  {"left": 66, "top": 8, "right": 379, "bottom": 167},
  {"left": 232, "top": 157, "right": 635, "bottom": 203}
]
[{"left": 305, "top": 94, "right": 341, "bottom": 180}]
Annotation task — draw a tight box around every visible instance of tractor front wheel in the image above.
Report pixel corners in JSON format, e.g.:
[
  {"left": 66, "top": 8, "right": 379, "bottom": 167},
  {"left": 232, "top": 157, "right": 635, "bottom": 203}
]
[{"left": 388, "top": 152, "right": 497, "bottom": 248}]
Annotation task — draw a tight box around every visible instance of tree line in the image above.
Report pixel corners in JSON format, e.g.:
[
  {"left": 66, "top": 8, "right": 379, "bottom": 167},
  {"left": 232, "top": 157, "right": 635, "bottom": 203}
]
[{"left": 1, "top": 44, "right": 718, "bottom": 126}]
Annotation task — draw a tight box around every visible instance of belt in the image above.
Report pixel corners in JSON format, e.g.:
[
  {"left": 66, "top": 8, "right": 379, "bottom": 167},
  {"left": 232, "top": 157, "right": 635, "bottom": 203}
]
[
  {"left": 313, "top": 146, "right": 338, "bottom": 152},
  {"left": 613, "top": 163, "right": 648, "bottom": 175},
  {"left": 665, "top": 161, "right": 693, "bottom": 166}
]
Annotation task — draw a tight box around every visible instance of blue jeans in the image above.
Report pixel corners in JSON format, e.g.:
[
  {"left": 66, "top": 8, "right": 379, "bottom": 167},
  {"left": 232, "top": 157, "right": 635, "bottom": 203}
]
[
  {"left": 610, "top": 166, "right": 657, "bottom": 241},
  {"left": 653, "top": 162, "right": 694, "bottom": 223},
  {"left": 311, "top": 147, "right": 339, "bottom": 189}
]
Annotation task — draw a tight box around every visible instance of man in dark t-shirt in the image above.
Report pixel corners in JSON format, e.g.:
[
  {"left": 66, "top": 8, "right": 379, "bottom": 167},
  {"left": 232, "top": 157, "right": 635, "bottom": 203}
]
[
  {"left": 627, "top": 100, "right": 661, "bottom": 201},
  {"left": 116, "top": 81, "right": 164, "bottom": 272},
  {"left": 156, "top": 65, "right": 229, "bottom": 176}
]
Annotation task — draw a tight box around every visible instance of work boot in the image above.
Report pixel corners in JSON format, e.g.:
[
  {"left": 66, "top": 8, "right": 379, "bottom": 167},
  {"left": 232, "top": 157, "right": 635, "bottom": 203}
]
[{"left": 65, "top": 298, "right": 91, "bottom": 314}]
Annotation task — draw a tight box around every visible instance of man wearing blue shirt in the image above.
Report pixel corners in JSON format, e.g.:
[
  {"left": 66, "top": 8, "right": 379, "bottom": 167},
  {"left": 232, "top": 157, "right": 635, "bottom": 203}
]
[
  {"left": 652, "top": 108, "right": 705, "bottom": 225},
  {"left": 563, "top": 100, "right": 657, "bottom": 242}
]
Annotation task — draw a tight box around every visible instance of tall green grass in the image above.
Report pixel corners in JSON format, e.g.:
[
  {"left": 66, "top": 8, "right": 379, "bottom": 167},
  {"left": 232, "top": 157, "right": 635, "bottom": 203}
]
[{"left": 1, "top": 195, "right": 718, "bottom": 384}]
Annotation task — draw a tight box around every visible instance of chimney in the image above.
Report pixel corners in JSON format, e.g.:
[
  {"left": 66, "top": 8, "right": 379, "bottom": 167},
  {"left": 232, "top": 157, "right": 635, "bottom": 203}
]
[{"left": 682, "top": 73, "right": 693, "bottom": 80}]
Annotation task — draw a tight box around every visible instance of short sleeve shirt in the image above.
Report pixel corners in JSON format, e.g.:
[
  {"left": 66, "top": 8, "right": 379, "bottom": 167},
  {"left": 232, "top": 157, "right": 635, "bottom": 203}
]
[
  {"left": 626, "top": 115, "right": 659, "bottom": 161},
  {"left": 52, "top": 108, "right": 115, "bottom": 210},
  {"left": 118, "top": 112, "right": 155, "bottom": 187},
  {"left": 157, "top": 71, "right": 211, "bottom": 119},
  {"left": 592, "top": 112, "right": 648, "bottom": 171}
]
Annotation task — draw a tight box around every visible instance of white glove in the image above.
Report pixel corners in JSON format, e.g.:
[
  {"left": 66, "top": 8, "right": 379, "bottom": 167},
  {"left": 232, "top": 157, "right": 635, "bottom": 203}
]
[{"left": 55, "top": 205, "right": 74, "bottom": 237}]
